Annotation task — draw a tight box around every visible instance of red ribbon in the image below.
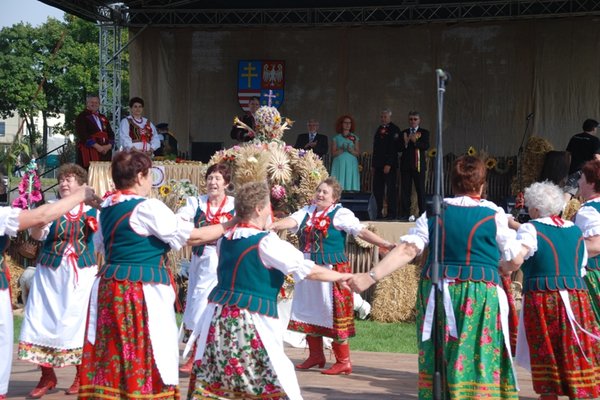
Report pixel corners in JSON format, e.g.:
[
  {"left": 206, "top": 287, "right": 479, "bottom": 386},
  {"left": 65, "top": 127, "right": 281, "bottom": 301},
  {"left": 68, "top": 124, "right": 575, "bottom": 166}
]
[{"left": 550, "top": 215, "right": 564, "bottom": 226}]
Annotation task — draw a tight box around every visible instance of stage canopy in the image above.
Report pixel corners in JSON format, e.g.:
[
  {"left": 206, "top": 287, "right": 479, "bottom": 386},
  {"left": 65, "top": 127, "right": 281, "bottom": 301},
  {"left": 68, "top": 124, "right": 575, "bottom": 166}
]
[{"left": 39, "top": 1, "right": 600, "bottom": 158}]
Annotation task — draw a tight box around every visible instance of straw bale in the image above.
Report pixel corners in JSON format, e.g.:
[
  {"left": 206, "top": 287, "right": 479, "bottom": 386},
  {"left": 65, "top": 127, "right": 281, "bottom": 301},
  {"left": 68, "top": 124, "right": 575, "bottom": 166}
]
[
  {"left": 371, "top": 263, "right": 421, "bottom": 322},
  {"left": 512, "top": 136, "right": 553, "bottom": 194},
  {"left": 7, "top": 255, "right": 24, "bottom": 306}
]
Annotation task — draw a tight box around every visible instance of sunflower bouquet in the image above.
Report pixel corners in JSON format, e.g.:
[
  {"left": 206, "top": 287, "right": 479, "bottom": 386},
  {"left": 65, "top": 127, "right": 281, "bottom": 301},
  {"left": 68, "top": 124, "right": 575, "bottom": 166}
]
[{"left": 158, "top": 179, "right": 199, "bottom": 212}]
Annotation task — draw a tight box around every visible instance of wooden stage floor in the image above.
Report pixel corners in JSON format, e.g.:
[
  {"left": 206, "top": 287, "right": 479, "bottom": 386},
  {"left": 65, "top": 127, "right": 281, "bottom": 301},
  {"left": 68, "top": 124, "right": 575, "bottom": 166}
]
[{"left": 8, "top": 345, "right": 541, "bottom": 399}]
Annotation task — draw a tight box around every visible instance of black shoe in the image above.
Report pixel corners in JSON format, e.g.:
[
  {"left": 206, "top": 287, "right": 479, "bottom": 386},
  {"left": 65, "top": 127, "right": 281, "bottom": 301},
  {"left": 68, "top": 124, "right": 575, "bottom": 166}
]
[{"left": 397, "top": 216, "right": 409, "bottom": 222}]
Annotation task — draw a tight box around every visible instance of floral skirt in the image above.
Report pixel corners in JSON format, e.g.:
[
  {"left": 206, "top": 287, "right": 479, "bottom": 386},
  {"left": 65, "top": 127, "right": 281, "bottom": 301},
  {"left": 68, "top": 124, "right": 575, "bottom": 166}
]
[
  {"left": 522, "top": 290, "right": 600, "bottom": 398},
  {"left": 287, "top": 262, "right": 355, "bottom": 341},
  {"left": 501, "top": 275, "right": 519, "bottom": 356},
  {"left": 17, "top": 343, "right": 82, "bottom": 368},
  {"left": 188, "top": 304, "right": 289, "bottom": 400},
  {"left": 584, "top": 269, "right": 600, "bottom": 323},
  {"left": 416, "top": 279, "right": 517, "bottom": 400},
  {"left": 79, "top": 279, "right": 179, "bottom": 400}
]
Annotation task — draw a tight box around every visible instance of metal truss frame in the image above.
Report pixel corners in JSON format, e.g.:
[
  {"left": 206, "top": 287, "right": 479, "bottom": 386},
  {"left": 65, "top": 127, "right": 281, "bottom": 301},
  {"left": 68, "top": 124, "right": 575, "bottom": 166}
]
[
  {"left": 98, "top": 4, "right": 128, "bottom": 145},
  {"left": 121, "top": 0, "right": 600, "bottom": 27}
]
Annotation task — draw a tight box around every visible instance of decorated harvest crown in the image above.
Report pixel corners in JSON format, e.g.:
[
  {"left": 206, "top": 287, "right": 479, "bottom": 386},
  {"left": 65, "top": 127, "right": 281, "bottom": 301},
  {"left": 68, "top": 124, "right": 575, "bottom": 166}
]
[{"left": 234, "top": 106, "right": 293, "bottom": 142}]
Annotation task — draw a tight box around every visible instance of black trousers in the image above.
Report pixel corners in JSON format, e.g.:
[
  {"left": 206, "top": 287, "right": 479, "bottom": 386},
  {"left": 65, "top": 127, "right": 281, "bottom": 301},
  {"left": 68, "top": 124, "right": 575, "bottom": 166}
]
[
  {"left": 372, "top": 167, "right": 397, "bottom": 219},
  {"left": 400, "top": 169, "right": 426, "bottom": 217}
]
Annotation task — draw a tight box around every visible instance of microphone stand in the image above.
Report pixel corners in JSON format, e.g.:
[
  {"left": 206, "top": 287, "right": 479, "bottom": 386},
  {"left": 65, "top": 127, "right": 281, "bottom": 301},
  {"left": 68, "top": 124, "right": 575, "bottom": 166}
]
[{"left": 431, "top": 71, "right": 448, "bottom": 400}]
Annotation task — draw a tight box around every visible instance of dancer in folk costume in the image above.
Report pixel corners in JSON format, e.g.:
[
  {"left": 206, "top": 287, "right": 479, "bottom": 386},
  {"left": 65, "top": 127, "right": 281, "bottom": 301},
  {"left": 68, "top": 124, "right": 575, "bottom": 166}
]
[
  {"left": 574, "top": 159, "right": 600, "bottom": 323},
  {"left": 186, "top": 182, "right": 353, "bottom": 400},
  {"left": 268, "top": 177, "right": 394, "bottom": 375},
  {"left": 176, "top": 163, "right": 235, "bottom": 374},
  {"left": 0, "top": 185, "right": 98, "bottom": 400},
  {"left": 17, "top": 164, "right": 99, "bottom": 398},
  {"left": 505, "top": 182, "right": 600, "bottom": 399},
  {"left": 79, "top": 150, "right": 236, "bottom": 400},
  {"left": 350, "top": 156, "right": 528, "bottom": 399}
]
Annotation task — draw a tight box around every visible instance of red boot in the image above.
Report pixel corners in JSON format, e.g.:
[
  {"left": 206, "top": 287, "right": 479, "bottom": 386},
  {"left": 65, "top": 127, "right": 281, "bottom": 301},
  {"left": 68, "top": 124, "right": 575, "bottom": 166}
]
[
  {"left": 180, "top": 343, "right": 197, "bottom": 375},
  {"left": 29, "top": 366, "right": 57, "bottom": 398},
  {"left": 65, "top": 365, "right": 80, "bottom": 395},
  {"left": 296, "top": 335, "right": 326, "bottom": 370},
  {"left": 321, "top": 342, "right": 352, "bottom": 375}
]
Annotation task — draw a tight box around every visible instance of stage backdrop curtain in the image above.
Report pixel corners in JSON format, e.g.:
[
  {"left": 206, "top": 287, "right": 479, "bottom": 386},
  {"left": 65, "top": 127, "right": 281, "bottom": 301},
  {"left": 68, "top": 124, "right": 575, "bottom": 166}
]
[{"left": 129, "top": 17, "right": 600, "bottom": 158}]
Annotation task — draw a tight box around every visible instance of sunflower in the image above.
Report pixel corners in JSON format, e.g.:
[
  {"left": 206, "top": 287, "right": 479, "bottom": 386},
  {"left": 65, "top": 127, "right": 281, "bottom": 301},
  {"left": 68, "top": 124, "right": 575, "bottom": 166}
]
[
  {"left": 428, "top": 148, "right": 437, "bottom": 158},
  {"left": 267, "top": 146, "right": 293, "bottom": 184},
  {"left": 485, "top": 158, "right": 497, "bottom": 170},
  {"left": 467, "top": 146, "right": 477, "bottom": 156},
  {"left": 159, "top": 185, "right": 172, "bottom": 197}
]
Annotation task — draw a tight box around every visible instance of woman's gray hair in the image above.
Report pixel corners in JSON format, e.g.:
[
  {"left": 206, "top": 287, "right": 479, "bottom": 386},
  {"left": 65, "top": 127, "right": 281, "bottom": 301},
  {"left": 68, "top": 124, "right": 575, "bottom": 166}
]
[{"left": 524, "top": 181, "right": 565, "bottom": 217}]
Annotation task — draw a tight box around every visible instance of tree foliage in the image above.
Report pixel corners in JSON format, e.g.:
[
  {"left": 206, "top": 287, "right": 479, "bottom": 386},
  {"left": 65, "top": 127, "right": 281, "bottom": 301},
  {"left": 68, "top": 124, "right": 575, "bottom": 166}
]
[{"left": 0, "top": 15, "right": 129, "bottom": 153}]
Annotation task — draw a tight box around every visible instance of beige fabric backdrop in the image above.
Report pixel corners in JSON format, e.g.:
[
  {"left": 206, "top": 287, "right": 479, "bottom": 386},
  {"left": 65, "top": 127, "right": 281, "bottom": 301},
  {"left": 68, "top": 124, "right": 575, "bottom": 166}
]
[{"left": 129, "top": 17, "right": 600, "bottom": 157}]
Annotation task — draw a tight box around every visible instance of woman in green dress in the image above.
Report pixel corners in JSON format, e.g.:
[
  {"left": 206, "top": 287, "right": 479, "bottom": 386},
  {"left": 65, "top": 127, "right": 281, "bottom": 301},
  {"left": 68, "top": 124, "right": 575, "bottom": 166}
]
[
  {"left": 350, "top": 155, "right": 529, "bottom": 399},
  {"left": 330, "top": 115, "right": 360, "bottom": 191}
]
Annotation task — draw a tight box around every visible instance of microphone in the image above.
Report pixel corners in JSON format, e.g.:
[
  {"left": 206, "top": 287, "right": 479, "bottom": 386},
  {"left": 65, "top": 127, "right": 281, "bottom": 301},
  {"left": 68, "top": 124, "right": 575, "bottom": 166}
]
[
  {"left": 436, "top": 69, "right": 450, "bottom": 82},
  {"left": 526, "top": 112, "right": 534, "bottom": 120}
]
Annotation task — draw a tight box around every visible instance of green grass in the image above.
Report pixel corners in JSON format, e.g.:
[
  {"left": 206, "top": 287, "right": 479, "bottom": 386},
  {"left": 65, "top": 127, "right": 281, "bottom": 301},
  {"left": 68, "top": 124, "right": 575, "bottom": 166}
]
[
  {"left": 14, "top": 314, "right": 417, "bottom": 353},
  {"left": 352, "top": 320, "right": 417, "bottom": 353}
]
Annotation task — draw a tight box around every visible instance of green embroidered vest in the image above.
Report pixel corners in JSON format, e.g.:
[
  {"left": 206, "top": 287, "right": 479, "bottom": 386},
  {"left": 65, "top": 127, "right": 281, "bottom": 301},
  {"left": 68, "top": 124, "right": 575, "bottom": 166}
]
[
  {"left": 298, "top": 206, "right": 347, "bottom": 265},
  {"left": 521, "top": 221, "right": 586, "bottom": 292},
  {"left": 208, "top": 232, "right": 284, "bottom": 318},
  {"left": 0, "top": 235, "right": 10, "bottom": 290},
  {"left": 577, "top": 201, "right": 600, "bottom": 271},
  {"left": 98, "top": 198, "right": 171, "bottom": 284},
  {"left": 423, "top": 204, "right": 501, "bottom": 285},
  {"left": 37, "top": 206, "right": 97, "bottom": 269},
  {"left": 191, "top": 197, "right": 235, "bottom": 257}
]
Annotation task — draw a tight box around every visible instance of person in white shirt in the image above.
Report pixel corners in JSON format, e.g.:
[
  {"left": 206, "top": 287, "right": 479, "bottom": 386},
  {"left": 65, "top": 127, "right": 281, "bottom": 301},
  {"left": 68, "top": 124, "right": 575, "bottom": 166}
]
[{"left": 119, "top": 97, "right": 161, "bottom": 154}]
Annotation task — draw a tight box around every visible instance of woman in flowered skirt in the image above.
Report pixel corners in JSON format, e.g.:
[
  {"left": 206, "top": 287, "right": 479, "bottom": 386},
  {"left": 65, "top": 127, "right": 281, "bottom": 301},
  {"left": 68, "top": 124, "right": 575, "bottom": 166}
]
[
  {"left": 515, "top": 181, "right": 600, "bottom": 399},
  {"left": 79, "top": 150, "right": 235, "bottom": 399},
  {"left": 350, "top": 156, "right": 529, "bottom": 399},
  {"left": 186, "top": 182, "right": 353, "bottom": 399}
]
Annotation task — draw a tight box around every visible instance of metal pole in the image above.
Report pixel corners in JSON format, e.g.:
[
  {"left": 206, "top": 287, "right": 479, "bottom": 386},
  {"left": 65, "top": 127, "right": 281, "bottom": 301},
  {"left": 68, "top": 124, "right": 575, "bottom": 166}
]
[{"left": 431, "top": 68, "right": 448, "bottom": 400}]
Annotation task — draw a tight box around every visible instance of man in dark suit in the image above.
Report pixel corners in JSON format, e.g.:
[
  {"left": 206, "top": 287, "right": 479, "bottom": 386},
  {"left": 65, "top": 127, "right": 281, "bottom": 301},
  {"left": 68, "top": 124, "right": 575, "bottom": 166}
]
[
  {"left": 294, "top": 119, "right": 328, "bottom": 158},
  {"left": 399, "top": 111, "right": 430, "bottom": 220},
  {"left": 230, "top": 96, "right": 260, "bottom": 142},
  {"left": 74, "top": 94, "right": 114, "bottom": 170},
  {"left": 372, "top": 109, "right": 401, "bottom": 220}
]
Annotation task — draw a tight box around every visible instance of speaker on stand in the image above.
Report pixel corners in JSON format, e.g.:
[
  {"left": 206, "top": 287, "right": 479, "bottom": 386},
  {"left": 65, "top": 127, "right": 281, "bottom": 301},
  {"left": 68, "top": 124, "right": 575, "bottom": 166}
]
[{"left": 339, "top": 192, "right": 377, "bottom": 221}]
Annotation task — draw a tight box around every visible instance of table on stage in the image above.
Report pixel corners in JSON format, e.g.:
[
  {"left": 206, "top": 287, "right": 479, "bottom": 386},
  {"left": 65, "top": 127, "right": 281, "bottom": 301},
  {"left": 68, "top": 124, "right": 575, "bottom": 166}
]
[{"left": 88, "top": 161, "right": 206, "bottom": 196}]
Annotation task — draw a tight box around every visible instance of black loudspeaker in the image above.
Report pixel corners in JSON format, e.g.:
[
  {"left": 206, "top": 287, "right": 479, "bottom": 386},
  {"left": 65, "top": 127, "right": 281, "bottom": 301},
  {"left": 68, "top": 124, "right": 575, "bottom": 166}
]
[
  {"left": 191, "top": 142, "right": 224, "bottom": 162},
  {"left": 340, "top": 192, "right": 377, "bottom": 221}
]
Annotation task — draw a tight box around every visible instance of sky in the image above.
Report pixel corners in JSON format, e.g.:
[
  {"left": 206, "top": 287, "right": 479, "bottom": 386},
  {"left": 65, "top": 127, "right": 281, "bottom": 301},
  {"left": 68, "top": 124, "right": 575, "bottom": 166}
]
[{"left": 0, "top": 0, "right": 65, "bottom": 28}]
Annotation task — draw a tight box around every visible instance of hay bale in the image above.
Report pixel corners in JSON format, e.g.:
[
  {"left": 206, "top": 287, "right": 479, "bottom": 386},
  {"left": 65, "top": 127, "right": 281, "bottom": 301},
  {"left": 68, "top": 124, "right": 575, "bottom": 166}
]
[
  {"left": 371, "top": 263, "right": 421, "bottom": 322},
  {"left": 512, "top": 136, "right": 553, "bottom": 194},
  {"left": 6, "top": 255, "right": 24, "bottom": 306}
]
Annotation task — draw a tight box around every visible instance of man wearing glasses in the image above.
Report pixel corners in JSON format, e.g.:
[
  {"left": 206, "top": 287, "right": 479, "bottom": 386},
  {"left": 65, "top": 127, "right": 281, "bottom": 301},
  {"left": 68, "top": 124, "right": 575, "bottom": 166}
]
[{"left": 399, "top": 111, "right": 430, "bottom": 221}]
